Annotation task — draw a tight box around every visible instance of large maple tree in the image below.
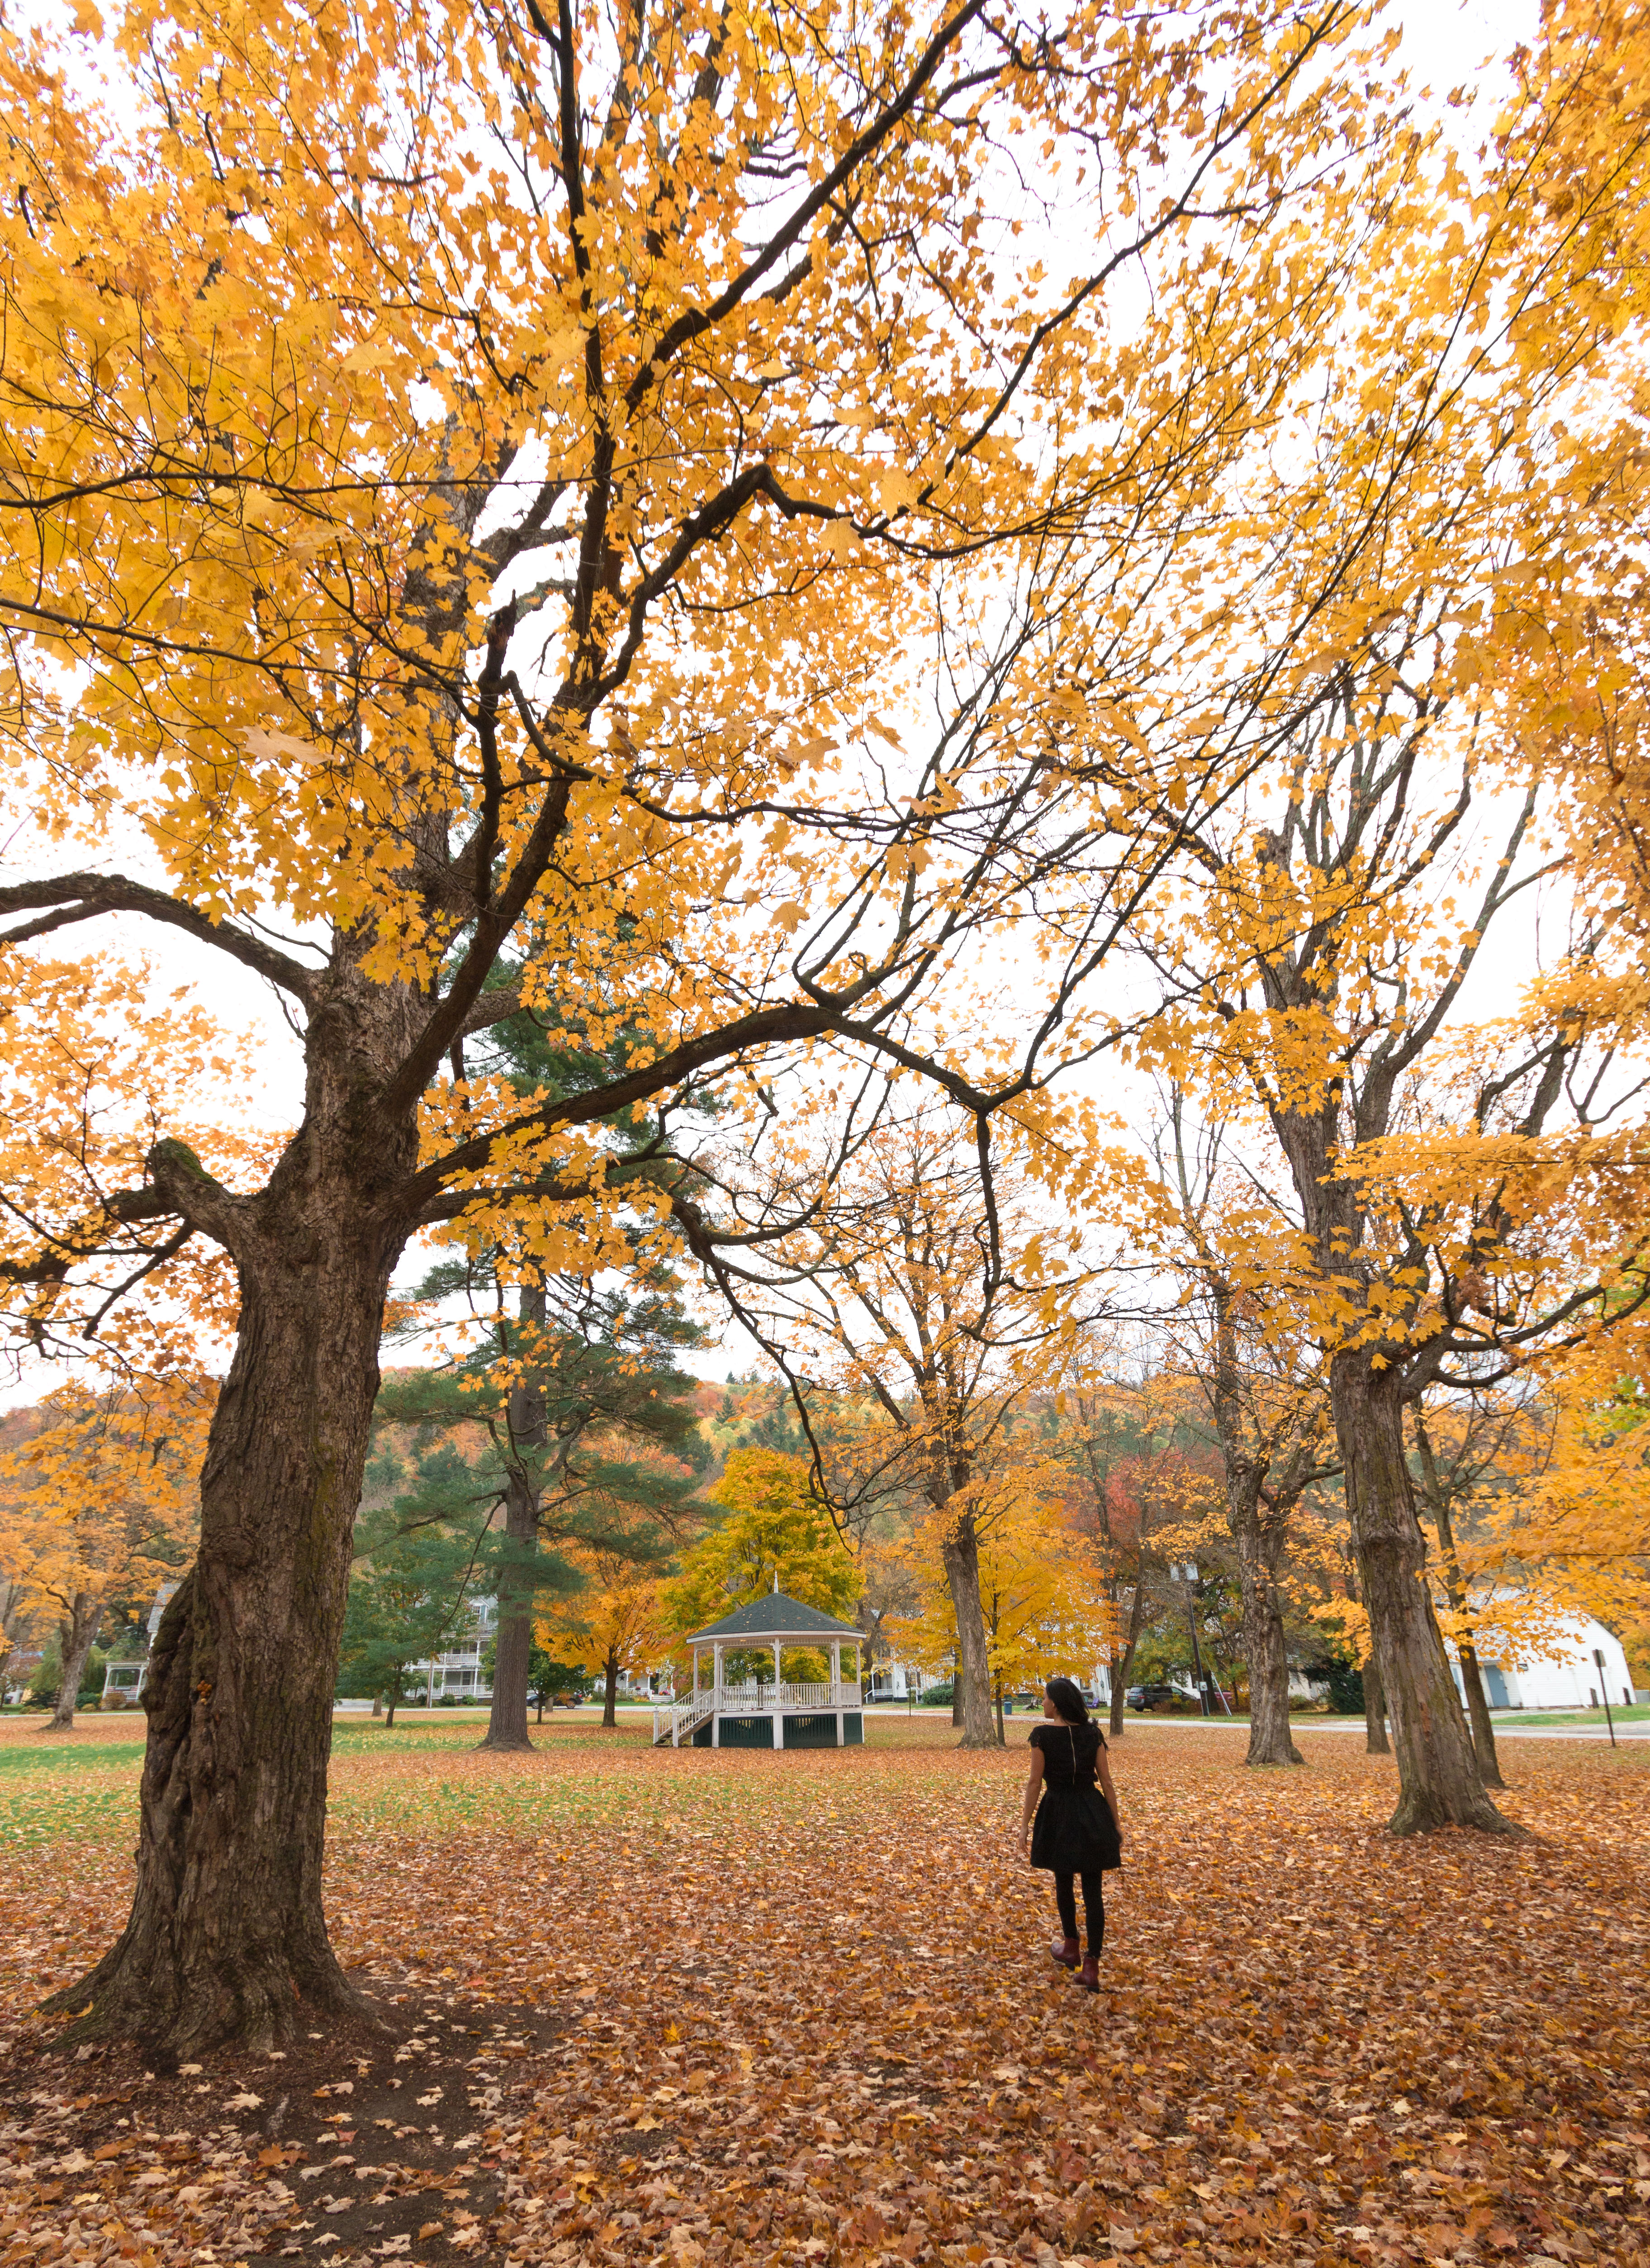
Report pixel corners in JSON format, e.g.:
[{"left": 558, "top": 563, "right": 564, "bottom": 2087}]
[{"left": 0, "top": 0, "right": 1393, "bottom": 2053}]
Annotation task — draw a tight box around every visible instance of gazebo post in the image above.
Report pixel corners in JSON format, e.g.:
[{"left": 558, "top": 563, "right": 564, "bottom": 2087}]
[
  {"left": 835, "top": 1641, "right": 845, "bottom": 1745},
  {"left": 712, "top": 1642, "right": 723, "bottom": 1747},
  {"left": 773, "top": 1638, "right": 784, "bottom": 1748}
]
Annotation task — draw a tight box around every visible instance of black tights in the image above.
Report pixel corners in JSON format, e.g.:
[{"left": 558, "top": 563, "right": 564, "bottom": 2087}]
[{"left": 1054, "top": 1869, "right": 1105, "bottom": 1955}]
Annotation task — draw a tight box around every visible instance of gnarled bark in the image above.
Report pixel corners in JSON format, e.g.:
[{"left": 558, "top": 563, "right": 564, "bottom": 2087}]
[
  {"left": 1333, "top": 1358, "right": 1509, "bottom": 1834},
  {"left": 45, "top": 962, "right": 426, "bottom": 2058}
]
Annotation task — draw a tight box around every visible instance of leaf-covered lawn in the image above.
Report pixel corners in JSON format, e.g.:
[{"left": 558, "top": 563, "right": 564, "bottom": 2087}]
[{"left": 1, "top": 1720, "right": 1647, "bottom": 2267}]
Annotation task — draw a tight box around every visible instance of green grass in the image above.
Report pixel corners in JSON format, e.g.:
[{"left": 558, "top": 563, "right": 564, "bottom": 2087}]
[
  {"left": 0, "top": 1702, "right": 958, "bottom": 1849},
  {"left": 0, "top": 1735, "right": 141, "bottom": 1847},
  {"left": 1491, "top": 1704, "right": 1650, "bottom": 1726}
]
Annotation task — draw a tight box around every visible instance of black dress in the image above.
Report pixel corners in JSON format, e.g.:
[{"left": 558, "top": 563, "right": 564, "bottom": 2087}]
[{"left": 1029, "top": 1720, "right": 1122, "bottom": 1873}]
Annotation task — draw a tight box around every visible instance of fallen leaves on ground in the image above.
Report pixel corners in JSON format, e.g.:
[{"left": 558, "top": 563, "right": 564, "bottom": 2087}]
[{"left": 0, "top": 1716, "right": 1646, "bottom": 2268}]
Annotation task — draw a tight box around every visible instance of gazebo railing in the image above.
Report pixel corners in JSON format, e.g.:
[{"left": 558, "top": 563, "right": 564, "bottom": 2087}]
[
  {"left": 653, "top": 1692, "right": 716, "bottom": 1747},
  {"left": 700, "top": 1678, "right": 860, "bottom": 1711}
]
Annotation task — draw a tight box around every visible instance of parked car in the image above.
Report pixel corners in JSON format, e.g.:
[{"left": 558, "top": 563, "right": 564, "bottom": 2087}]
[{"left": 1126, "top": 1683, "right": 1178, "bottom": 1712}]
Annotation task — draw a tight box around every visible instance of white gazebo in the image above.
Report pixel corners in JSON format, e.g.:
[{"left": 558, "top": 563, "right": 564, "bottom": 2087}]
[{"left": 652, "top": 1586, "right": 865, "bottom": 1749}]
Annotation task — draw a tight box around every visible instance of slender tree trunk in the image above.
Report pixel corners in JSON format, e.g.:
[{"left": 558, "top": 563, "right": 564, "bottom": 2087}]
[
  {"left": 602, "top": 1650, "right": 619, "bottom": 1728},
  {"left": 1456, "top": 1642, "right": 1504, "bottom": 1788},
  {"left": 1232, "top": 1519, "right": 1303, "bottom": 1766},
  {"left": 1199, "top": 1271, "right": 1304, "bottom": 1764},
  {"left": 1362, "top": 1644, "right": 1389, "bottom": 1753},
  {"left": 1108, "top": 1567, "right": 1148, "bottom": 1738},
  {"left": 940, "top": 1515, "right": 997, "bottom": 1746},
  {"left": 479, "top": 1469, "right": 536, "bottom": 1751},
  {"left": 479, "top": 1284, "right": 546, "bottom": 1753},
  {"left": 46, "top": 1590, "right": 104, "bottom": 1731},
  {"left": 371, "top": 1693, "right": 383, "bottom": 1718},
  {"left": 1414, "top": 1416, "right": 1503, "bottom": 1788},
  {"left": 46, "top": 1134, "right": 412, "bottom": 2059},
  {"left": 384, "top": 1692, "right": 398, "bottom": 1727},
  {"left": 1346, "top": 1554, "right": 1390, "bottom": 1750},
  {"left": 1332, "top": 1358, "right": 1508, "bottom": 1834}
]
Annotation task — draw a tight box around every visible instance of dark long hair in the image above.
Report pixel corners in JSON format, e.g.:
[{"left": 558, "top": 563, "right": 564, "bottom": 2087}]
[{"left": 1045, "top": 1677, "right": 1091, "bottom": 1725}]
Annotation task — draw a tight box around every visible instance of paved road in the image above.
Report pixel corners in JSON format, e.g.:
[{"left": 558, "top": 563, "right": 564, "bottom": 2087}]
[
  {"left": 615, "top": 1704, "right": 1650, "bottom": 1741},
  {"left": 1038, "top": 1713, "right": 1650, "bottom": 1742}
]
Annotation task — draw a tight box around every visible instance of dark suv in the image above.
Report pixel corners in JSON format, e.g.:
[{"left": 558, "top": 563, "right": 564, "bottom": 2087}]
[{"left": 1125, "top": 1683, "right": 1178, "bottom": 1711}]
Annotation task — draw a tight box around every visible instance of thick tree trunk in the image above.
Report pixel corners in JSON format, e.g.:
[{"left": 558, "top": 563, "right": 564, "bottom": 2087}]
[
  {"left": 479, "top": 1285, "right": 546, "bottom": 1753},
  {"left": 940, "top": 1516, "right": 997, "bottom": 1746},
  {"left": 1233, "top": 1522, "right": 1302, "bottom": 1766},
  {"left": 383, "top": 1692, "right": 397, "bottom": 1726},
  {"left": 1332, "top": 1358, "right": 1509, "bottom": 1834},
  {"left": 47, "top": 1159, "right": 410, "bottom": 2059},
  {"left": 602, "top": 1651, "right": 619, "bottom": 1727},
  {"left": 47, "top": 1590, "right": 104, "bottom": 1731},
  {"left": 371, "top": 1693, "right": 383, "bottom": 1718}
]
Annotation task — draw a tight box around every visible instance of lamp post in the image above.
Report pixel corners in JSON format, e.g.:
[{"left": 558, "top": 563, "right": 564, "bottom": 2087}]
[{"left": 1593, "top": 1648, "right": 1617, "bottom": 1748}]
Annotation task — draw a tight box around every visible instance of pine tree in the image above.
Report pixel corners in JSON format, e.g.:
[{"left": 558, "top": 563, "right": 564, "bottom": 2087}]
[{"left": 336, "top": 1471, "right": 484, "bottom": 1726}]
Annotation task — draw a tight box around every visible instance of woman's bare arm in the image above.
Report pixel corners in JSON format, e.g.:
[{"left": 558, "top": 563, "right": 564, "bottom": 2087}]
[
  {"left": 1020, "top": 1743, "right": 1045, "bottom": 1854},
  {"left": 1097, "top": 1742, "right": 1123, "bottom": 1840}
]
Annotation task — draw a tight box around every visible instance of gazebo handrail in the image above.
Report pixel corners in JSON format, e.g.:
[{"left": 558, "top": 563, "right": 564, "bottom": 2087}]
[{"left": 710, "top": 1676, "right": 857, "bottom": 1708}]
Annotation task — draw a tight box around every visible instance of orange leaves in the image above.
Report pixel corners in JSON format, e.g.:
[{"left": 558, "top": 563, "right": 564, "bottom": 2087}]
[
  {"left": 664, "top": 1450, "right": 859, "bottom": 1647},
  {"left": 7, "top": 1717, "right": 1650, "bottom": 2266},
  {"left": 0, "top": 959, "right": 259, "bottom": 1372}
]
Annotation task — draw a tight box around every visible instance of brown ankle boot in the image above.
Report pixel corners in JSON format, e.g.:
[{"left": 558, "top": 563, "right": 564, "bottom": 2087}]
[
  {"left": 1050, "top": 1935, "right": 1080, "bottom": 1969},
  {"left": 1079, "top": 1953, "right": 1100, "bottom": 1992}
]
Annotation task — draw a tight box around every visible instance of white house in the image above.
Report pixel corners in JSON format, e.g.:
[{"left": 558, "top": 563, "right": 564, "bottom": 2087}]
[
  {"left": 1452, "top": 1612, "right": 1635, "bottom": 1712},
  {"left": 100, "top": 1579, "right": 181, "bottom": 1705}
]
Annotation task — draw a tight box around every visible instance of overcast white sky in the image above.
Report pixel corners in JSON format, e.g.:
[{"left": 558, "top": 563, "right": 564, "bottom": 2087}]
[{"left": 0, "top": 0, "right": 1547, "bottom": 1403}]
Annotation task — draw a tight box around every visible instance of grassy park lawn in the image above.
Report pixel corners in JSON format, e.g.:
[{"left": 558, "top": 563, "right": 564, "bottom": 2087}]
[
  {"left": 1490, "top": 1706, "right": 1650, "bottom": 1728},
  {"left": 0, "top": 1713, "right": 1646, "bottom": 2268}
]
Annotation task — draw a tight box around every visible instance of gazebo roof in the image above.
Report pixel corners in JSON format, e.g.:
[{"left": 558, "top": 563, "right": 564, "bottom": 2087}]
[{"left": 686, "top": 1588, "right": 863, "bottom": 1645}]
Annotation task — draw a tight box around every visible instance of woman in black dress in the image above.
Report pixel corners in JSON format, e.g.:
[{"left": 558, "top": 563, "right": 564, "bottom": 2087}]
[{"left": 1019, "top": 1677, "right": 1122, "bottom": 1992}]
